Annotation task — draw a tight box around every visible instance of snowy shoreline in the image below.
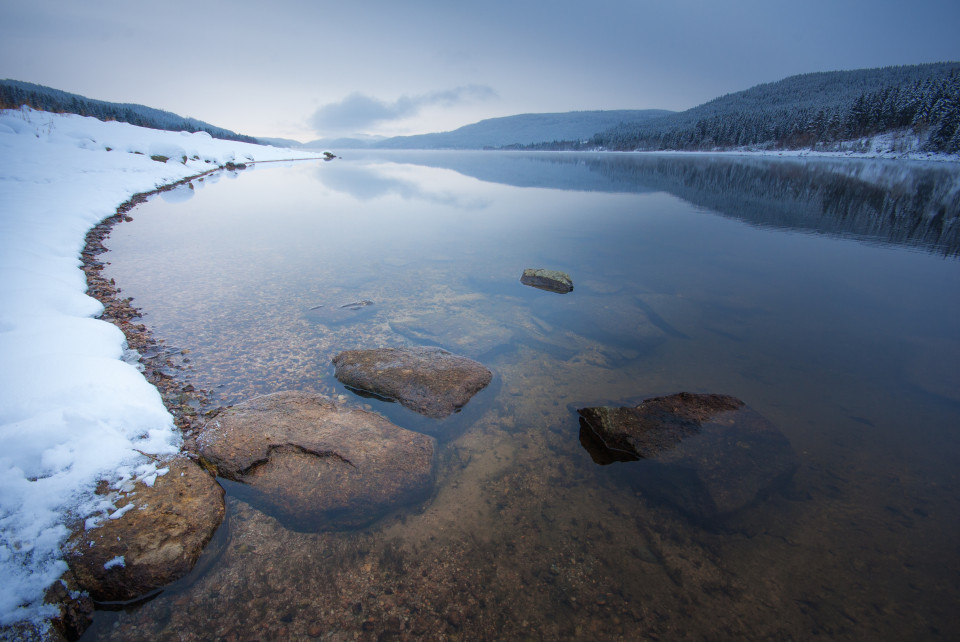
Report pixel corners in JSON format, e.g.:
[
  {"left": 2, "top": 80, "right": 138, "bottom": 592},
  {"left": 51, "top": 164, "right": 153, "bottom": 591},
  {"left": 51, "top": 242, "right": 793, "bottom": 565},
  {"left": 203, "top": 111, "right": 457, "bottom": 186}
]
[{"left": 0, "top": 107, "right": 321, "bottom": 633}]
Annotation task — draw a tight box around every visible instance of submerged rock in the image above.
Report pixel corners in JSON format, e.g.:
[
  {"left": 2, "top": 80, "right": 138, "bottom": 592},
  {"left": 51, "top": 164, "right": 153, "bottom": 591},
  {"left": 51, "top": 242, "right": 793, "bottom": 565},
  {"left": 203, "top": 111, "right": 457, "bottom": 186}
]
[
  {"left": 578, "top": 392, "right": 799, "bottom": 520},
  {"left": 332, "top": 346, "right": 493, "bottom": 419},
  {"left": 66, "top": 458, "right": 225, "bottom": 603},
  {"left": 305, "top": 299, "right": 376, "bottom": 326},
  {"left": 390, "top": 311, "right": 515, "bottom": 358},
  {"left": 532, "top": 295, "right": 670, "bottom": 349},
  {"left": 198, "top": 391, "right": 435, "bottom": 530},
  {"left": 521, "top": 268, "right": 574, "bottom": 293}
]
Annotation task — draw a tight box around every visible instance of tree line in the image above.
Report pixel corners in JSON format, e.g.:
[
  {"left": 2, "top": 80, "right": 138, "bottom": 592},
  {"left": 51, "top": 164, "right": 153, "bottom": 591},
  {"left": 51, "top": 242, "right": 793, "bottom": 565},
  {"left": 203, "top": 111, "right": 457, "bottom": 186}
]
[
  {"left": 523, "top": 63, "right": 960, "bottom": 154},
  {"left": 0, "top": 79, "right": 258, "bottom": 144}
]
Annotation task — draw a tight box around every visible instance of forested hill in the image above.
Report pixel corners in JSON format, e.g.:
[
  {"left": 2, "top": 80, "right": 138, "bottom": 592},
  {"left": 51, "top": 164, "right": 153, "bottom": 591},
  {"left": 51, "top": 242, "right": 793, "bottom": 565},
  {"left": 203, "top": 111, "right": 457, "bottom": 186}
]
[
  {"left": 0, "top": 79, "right": 258, "bottom": 144},
  {"left": 582, "top": 63, "right": 960, "bottom": 154},
  {"left": 372, "top": 110, "right": 673, "bottom": 149}
]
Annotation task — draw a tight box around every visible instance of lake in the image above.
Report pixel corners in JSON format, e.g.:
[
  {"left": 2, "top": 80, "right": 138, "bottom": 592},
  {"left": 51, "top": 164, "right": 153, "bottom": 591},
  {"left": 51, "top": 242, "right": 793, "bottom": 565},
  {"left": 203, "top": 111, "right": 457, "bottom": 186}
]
[{"left": 87, "top": 152, "right": 960, "bottom": 640}]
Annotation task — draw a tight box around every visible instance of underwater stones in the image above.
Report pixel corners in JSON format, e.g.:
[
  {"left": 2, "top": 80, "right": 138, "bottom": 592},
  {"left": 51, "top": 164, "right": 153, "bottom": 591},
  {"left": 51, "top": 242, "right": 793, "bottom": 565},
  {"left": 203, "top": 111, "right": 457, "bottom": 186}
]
[
  {"left": 390, "top": 311, "right": 515, "bottom": 358},
  {"left": 198, "top": 391, "right": 435, "bottom": 530},
  {"left": 532, "top": 295, "right": 668, "bottom": 352},
  {"left": 66, "top": 458, "right": 225, "bottom": 603},
  {"left": 332, "top": 346, "right": 493, "bottom": 419},
  {"left": 305, "top": 299, "right": 376, "bottom": 326},
  {"left": 521, "top": 268, "right": 574, "bottom": 293},
  {"left": 578, "top": 392, "right": 799, "bottom": 520}
]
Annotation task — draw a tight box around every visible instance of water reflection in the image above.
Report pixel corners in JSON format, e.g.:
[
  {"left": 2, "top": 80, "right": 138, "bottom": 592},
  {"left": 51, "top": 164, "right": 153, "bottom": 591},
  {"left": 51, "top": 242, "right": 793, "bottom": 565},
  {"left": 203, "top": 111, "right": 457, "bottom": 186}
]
[
  {"left": 315, "top": 160, "right": 490, "bottom": 209},
  {"left": 350, "top": 151, "right": 960, "bottom": 256}
]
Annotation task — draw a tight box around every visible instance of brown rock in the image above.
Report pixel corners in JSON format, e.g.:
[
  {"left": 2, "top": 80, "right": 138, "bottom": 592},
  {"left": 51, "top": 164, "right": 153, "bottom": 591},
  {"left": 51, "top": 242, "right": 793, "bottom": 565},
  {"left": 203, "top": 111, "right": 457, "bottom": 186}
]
[
  {"left": 66, "top": 458, "right": 225, "bottom": 603},
  {"left": 332, "top": 347, "right": 493, "bottom": 419},
  {"left": 198, "top": 391, "right": 435, "bottom": 530},
  {"left": 43, "top": 570, "right": 93, "bottom": 641},
  {"left": 578, "top": 392, "right": 799, "bottom": 519}
]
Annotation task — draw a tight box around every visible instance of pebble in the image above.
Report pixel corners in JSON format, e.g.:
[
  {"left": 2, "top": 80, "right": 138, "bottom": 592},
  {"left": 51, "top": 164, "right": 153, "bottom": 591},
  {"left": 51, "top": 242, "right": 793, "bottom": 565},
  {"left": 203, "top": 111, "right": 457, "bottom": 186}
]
[{"left": 446, "top": 611, "right": 462, "bottom": 629}]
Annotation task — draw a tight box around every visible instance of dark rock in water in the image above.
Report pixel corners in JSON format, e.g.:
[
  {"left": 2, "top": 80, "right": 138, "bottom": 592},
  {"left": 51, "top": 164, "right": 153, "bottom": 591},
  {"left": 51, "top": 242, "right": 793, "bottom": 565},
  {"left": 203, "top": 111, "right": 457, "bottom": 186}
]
[
  {"left": 521, "top": 268, "right": 573, "bottom": 293},
  {"left": 580, "top": 393, "right": 743, "bottom": 459},
  {"left": 578, "top": 393, "right": 799, "bottom": 520},
  {"left": 305, "top": 300, "right": 375, "bottom": 326},
  {"left": 198, "top": 391, "right": 435, "bottom": 530},
  {"left": 332, "top": 346, "right": 493, "bottom": 418},
  {"left": 578, "top": 420, "right": 639, "bottom": 465},
  {"left": 66, "top": 458, "right": 225, "bottom": 603}
]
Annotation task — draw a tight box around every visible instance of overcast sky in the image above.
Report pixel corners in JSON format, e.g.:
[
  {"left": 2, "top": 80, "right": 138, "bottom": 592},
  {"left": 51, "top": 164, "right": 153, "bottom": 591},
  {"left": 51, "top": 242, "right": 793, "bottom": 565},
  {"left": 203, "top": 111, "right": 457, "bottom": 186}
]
[{"left": 2, "top": 0, "right": 959, "bottom": 141}]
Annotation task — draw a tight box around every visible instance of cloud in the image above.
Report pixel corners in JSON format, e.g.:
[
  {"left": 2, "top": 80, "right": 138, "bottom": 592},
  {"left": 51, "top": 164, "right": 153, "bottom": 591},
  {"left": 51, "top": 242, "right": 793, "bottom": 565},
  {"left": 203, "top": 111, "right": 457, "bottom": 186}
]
[{"left": 310, "top": 84, "right": 496, "bottom": 134}]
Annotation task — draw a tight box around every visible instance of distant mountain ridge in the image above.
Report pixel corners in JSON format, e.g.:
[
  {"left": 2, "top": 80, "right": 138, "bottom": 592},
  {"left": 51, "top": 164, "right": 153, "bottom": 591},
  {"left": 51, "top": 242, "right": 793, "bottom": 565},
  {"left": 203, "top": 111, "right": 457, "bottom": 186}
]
[
  {"left": 368, "top": 110, "right": 674, "bottom": 149},
  {"left": 0, "top": 79, "right": 258, "bottom": 144},
  {"left": 587, "top": 62, "right": 960, "bottom": 153}
]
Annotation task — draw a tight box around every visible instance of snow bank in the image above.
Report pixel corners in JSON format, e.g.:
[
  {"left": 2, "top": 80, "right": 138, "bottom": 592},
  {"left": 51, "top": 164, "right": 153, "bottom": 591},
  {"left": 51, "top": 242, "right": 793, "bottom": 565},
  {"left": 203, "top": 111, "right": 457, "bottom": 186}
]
[{"left": 0, "top": 107, "right": 318, "bottom": 628}]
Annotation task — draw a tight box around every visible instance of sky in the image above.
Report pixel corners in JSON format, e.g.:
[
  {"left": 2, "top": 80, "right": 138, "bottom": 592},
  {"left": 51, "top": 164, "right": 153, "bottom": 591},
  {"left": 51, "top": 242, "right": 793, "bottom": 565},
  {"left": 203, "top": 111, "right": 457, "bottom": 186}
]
[{"left": 2, "top": 0, "right": 960, "bottom": 142}]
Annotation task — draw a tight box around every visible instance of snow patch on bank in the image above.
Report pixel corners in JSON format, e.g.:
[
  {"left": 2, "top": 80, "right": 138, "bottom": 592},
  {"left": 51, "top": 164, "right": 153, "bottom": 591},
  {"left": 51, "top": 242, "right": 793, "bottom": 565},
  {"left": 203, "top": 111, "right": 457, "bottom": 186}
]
[{"left": 0, "top": 106, "right": 319, "bottom": 628}]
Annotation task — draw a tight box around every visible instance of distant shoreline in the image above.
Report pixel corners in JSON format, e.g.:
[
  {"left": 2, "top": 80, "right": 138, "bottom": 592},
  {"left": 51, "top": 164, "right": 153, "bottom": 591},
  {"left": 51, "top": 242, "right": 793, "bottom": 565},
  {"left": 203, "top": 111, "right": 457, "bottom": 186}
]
[
  {"left": 616, "top": 148, "right": 960, "bottom": 163},
  {"left": 321, "top": 146, "right": 960, "bottom": 163}
]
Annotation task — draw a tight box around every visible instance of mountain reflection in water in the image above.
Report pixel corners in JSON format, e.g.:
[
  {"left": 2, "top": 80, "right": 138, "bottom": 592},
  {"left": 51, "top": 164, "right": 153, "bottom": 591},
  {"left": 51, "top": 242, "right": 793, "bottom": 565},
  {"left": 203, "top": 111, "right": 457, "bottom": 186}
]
[{"left": 330, "top": 151, "right": 960, "bottom": 256}]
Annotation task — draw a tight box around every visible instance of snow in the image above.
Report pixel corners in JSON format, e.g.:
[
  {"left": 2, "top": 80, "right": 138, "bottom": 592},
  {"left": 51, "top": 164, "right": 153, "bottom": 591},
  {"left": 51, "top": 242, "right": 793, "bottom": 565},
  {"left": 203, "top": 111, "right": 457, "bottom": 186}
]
[
  {"left": 107, "top": 504, "right": 136, "bottom": 521},
  {"left": 0, "top": 106, "right": 319, "bottom": 630},
  {"left": 102, "top": 556, "right": 124, "bottom": 570}
]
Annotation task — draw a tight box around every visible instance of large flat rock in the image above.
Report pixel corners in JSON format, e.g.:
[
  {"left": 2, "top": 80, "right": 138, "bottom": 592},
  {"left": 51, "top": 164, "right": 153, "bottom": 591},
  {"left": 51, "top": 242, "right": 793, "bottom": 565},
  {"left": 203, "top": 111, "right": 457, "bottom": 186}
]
[
  {"left": 66, "top": 457, "right": 225, "bottom": 603},
  {"left": 332, "top": 346, "right": 493, "bottom": 418},
  {"left": 578, "top": 392, "right": 799, "bottom": 520},
  {"left": 198, "top": 391, "right": 436, "bottom": 530}
]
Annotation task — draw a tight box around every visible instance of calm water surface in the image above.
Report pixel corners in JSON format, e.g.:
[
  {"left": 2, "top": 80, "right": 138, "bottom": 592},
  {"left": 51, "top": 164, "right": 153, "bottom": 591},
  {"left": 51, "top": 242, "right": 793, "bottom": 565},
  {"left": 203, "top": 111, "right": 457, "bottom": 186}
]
[{"left": 89, "top": 152, "right": 960, "bottom": 640}]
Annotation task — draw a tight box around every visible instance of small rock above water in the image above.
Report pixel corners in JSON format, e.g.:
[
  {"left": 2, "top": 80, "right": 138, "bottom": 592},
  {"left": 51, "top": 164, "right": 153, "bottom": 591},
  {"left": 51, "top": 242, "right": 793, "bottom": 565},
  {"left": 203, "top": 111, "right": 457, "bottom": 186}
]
[
  {"left": 578, "top": 392, "right": 799, "bottom": 520},
  {"left": 198, "top": 391, "right": 435, "bottom": 530},
  {"left": 332, "top": 346, "right": 493, "bottom": 418},
  {"left": 66, "top": 458, "right": 225, "bottom": 603},
  {"left": 521, "top": 268, "right": 573, "bottom": 293}
]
